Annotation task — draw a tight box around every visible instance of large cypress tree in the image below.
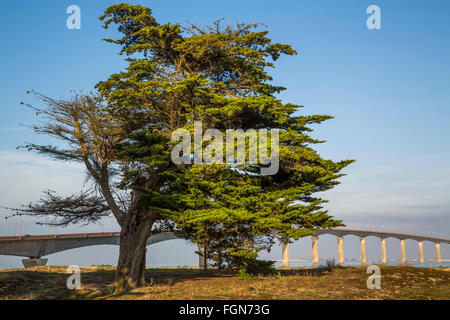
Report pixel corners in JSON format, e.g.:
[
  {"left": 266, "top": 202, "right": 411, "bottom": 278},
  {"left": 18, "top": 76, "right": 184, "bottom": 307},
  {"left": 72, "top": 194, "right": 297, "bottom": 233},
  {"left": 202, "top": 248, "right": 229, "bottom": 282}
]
[
  {"left": 14, "top": 3, "right": 353, "bottom": 292},
  {"left": 98, "top": 4, "right": 353, "bottom": 274}
]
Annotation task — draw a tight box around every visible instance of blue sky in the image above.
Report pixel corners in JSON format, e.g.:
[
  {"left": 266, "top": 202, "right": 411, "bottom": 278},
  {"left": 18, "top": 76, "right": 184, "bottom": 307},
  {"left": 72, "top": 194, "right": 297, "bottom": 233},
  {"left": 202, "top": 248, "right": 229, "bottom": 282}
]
[{"left": 0, "top": 0, "right": 449, "bottom": 268}]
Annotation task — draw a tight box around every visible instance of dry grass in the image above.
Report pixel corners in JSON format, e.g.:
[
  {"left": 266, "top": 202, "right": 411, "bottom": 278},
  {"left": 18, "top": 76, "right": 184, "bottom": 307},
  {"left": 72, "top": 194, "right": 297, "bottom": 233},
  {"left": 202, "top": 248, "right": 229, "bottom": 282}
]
[{"left": 0, "top": 265, "right": 449, "bottom": 300}]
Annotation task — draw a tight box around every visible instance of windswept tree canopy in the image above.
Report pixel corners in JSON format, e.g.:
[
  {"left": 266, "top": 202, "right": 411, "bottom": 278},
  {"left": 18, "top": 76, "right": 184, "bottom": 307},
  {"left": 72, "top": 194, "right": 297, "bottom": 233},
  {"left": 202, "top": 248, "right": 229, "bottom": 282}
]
[
  {"left": 11, "top": 3, "right": 353, "bottom": 284},
  {"left": 95, "top": 3, "right": 354, "bottom": 267}
]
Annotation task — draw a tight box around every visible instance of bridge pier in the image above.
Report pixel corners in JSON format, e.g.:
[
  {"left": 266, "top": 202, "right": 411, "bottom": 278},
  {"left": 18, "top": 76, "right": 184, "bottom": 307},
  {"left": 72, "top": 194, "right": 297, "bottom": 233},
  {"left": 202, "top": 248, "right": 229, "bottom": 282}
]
[
  {"left": 400, "top": 240, "right": 406, "bottom": 265},
  {"left": 337, "top": 236, "right": 344, "bottom": 266},
  {"left": 418, "top": 241, "right": 424, "bottom": 264},
  {"left": 436, "top": 243, "right": 441, "bottom": 265},
  {"left": 1, "top": 230, "right": 448, "bottom": 270},
  {"left": 22, "top": 258, "right": 48, "bottom": 268},
  {"left": 311, "top": 236, "right": 319, "bottom": 267},
  {"left": 360, "top": 237, "right": 366, "bottom": 266},
  {"left": 282, "top": 241, "right": 290, "bottom": 268},
  {"left": 381, "top": 238, "right": 387, "bottom": 265}
]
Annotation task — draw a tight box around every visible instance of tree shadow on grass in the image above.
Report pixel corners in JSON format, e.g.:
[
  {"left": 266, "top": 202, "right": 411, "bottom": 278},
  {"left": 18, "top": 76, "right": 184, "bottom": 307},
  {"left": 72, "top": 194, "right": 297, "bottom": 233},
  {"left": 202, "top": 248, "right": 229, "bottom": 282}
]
[
  {"left": 0, "top": 265, "right": 343, "bottom": 299},
  {"left": 142, "top": 266, "right": 337, "bottom": 287}
]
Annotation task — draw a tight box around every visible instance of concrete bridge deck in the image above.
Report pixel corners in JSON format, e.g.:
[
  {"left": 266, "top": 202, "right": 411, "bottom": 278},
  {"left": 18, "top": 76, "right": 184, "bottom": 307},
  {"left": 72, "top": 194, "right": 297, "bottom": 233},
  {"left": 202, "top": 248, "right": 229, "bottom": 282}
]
[{"left": 0, "top": 231, "right": 178, "bottom": 258}]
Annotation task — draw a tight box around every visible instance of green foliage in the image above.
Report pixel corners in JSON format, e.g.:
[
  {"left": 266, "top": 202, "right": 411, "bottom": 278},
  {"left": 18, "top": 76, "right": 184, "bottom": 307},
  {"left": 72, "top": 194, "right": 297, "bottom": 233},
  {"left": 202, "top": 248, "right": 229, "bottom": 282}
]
[
  {"left": 98, "top": 3, "right": 354, "bottom": 268},
  {"left": 238, "top": 268, "right": 253, "bottom": 280},
  {"left": 243, "top": 259, "right": 275, "bottom": 276}
]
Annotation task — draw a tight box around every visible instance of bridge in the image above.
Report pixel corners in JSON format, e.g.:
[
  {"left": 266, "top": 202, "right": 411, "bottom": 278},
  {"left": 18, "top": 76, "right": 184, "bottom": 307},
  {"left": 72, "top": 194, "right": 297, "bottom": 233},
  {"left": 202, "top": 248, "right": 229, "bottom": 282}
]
[
  {"left": 0, "top": 229, "right": 448, "bottom": 268},
  {"left": 280, "top": 228, "right": 450, "bottom": 268},
  {"left": 0, "top": 232, "right": 179, "bottom": 268}
]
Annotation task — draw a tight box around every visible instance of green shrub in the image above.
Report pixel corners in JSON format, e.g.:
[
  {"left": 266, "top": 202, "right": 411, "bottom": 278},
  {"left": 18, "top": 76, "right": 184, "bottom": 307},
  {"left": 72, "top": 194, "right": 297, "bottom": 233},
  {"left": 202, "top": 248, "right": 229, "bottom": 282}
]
[
  {"left": 244, "top": 259, "right": 275, "bottom": 276},
  {"left": 238, "top": 268, "right": 253, "bottom": 280}
]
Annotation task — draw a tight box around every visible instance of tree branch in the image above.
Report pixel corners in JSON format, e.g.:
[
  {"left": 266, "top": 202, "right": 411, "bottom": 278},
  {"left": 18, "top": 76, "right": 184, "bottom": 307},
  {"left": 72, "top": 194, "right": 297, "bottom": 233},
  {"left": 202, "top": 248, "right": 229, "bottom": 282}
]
[{"left": 3, "top": 189, "right": 111, "bottom": 227}]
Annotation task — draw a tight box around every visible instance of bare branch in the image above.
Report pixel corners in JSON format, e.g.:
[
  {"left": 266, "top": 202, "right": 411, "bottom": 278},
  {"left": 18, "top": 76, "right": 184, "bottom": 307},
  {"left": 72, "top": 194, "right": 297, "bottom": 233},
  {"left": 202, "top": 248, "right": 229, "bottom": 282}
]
[
  {"left": 19, "top": 91, "right": 127, "bottom": 225},
  {"left": 2, "top": 189, "right": 110, "bottom": 227}
]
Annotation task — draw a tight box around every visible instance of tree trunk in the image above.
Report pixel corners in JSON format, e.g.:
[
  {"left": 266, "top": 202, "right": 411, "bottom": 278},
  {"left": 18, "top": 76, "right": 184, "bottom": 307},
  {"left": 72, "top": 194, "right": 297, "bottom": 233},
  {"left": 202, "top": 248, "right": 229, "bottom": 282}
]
[
  {"left": 114, "top": 210, "right": 156, "bottom": 293},
  {"left": 218, "top": 251, "right": 222, "bottom": 270},
  {"left": 203, "top": 244, "right": 208, "bottom": 270}
]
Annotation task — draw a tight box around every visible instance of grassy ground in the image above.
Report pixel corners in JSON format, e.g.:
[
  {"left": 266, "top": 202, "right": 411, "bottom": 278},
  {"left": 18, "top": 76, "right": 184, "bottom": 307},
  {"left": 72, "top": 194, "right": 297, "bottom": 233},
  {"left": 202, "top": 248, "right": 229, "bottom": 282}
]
[{"left": 0, "top": 265, "right": 449, "bottom": 300}]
